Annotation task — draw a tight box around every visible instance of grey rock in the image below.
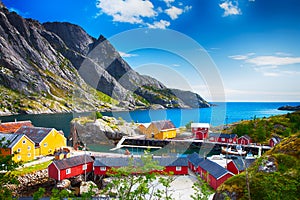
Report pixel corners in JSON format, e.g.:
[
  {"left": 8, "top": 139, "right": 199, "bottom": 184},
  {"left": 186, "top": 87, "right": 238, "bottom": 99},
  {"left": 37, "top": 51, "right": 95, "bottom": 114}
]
[{"left": 0, "top": 3, "right": 209, "bottom": 115}]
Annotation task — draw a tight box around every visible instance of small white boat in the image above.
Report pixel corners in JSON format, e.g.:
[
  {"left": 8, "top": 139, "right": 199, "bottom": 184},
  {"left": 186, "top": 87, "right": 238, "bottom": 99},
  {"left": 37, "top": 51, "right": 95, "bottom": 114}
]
[
  {"left": 221, "top": 145, "right": 247, "bottom": 156},
  {"left": 245, "top": 152, "right": 256, "bottom": 159}
]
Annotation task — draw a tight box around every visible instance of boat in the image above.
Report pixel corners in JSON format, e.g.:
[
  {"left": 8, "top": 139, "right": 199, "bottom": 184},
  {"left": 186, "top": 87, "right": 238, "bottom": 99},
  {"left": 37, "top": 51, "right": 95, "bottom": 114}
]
[
  {"left": 221, "top": 145, "right": 247, "bottom": 156},
  {"left": 245, "top": 152, "right": 256, "bottom": 159}
]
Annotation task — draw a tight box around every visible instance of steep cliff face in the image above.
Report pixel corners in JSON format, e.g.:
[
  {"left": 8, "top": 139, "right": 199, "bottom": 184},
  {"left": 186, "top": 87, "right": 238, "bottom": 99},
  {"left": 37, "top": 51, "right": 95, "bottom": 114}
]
[{"left": 0, "top": 3, "right": 210, "bottom": 115}]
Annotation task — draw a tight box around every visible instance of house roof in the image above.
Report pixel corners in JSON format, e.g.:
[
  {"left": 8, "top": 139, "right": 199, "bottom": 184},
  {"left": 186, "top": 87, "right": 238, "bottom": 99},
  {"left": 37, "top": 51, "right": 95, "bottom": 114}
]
[
  {"left": 153, "top": 157, "right": 188, "bottom": 167},
  {"left": 231, "top": 158, "right": 255, "bottom": 171},
  {"left": 191, "top": 123, "right": 210, "bottom": 128},
  {"left": 198, "top": 159, "right": 232, "bottom": 179},
  {"left": 270, "top": 136, "right": 281, "bottom": 143},
  {"left": 0, "top": 133, "right": 28, "bottom": 148},
  {"left": 239, "top": 135, "right": 251, "bottom": 140},
  {"left": 138, "top": 123, "right": 151, "bottom": 129},
  {"left": 52, "top": 155, "right": 94, "bottom": 170},
  {"left": 15, "top": 126, "right": 53, "bottom": 144},
  {"left": 187, "top": 152, "right": 204, "bottom": 166},
  {"left": 0, "top": 121, "right": 33, "bottom": 133},
  {"left": 209, "top": 133, "right": 237, "bottom": 139},
  {"left": 94, "top": 156, "right": 188, "bottom": 168},
  {"left": 94, "top": 157, "right": 143, "bottom": 167},
  {"left": 151, "top": 120, "right": 176, "bottom": 131}
]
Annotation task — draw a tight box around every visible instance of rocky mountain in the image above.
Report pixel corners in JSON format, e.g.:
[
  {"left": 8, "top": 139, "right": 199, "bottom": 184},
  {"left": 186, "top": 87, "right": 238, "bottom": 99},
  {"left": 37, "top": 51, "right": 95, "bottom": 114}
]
[{"left": 0, "top": 2, "right": 210, "bottom": 115}]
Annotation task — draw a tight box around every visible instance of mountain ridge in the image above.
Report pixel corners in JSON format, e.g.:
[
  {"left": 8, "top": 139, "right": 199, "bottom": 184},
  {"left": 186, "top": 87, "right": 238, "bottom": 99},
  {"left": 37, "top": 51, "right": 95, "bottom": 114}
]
[{"left": 0, "top": 3, "right": 210, "bottom": 116}]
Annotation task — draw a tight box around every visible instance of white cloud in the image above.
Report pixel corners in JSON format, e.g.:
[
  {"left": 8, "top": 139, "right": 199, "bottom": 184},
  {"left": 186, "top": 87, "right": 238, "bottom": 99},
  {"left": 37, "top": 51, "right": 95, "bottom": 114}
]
[
  {"left": 96, "top": 0, "right": 192, "bottom": 29},
  {"left": 119, "top": 52, "right": 138, "bottom": 58},
  {"left": 246, "top": 56, "right": 300, "bottom": 66},
  {"left": 219, "top": 1, "right": 242, "bottom": 17},
  {"left": 147, "top": 20, "right": 171, "bottom": 29},
  {"left": 163, "top": 0, "right": 175, "bottom": 7},
  {"left": 184, "top": 5, "right": 192, "bottom": 12},
  {"left": 229, "top": 55, "right": 249, "bottom": 60},
  {"left": 96, "top": 0, "right": 157, "bottom": 24},
  {"left": 165, "top": 6, "right": 183, "bottom": 20},
  {"left": 229, "top": 53, "right": 255, "bottom": 60},
  {"left": 229, "top": 53, "right": 300, "bottom": 77}
]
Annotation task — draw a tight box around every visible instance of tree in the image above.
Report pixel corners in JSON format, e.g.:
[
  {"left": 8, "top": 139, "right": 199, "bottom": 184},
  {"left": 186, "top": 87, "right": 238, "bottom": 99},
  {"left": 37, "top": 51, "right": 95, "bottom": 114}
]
[
  {"left": 102, "top": 151, "right": 174, "bottom": 200},
  {"left": 190, "top": 176, "right": 213, "bottom": 200},
  {"left": 0, "top": 137, "right": 22, "bottom": 199},
  {"left": 185, "top": 121, "right": 193, "bottom": 131}
]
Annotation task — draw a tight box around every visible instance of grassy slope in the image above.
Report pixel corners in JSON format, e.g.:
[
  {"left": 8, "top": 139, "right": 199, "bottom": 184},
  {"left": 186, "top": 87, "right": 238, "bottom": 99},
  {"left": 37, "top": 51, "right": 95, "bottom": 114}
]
[
  {"left": 217, "top": 132, "right": 300, "bottom": 200},
  {"left": 227, "top": 112, "right": 300, "bottom": 144}
]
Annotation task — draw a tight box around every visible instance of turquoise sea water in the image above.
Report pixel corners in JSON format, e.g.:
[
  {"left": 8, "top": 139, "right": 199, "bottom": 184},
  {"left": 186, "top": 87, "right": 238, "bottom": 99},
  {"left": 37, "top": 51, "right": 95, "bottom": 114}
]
[
  {"left": 103, "top": 102, "right": 300, "bottom": 127},
  {"left": 0, "top": 102, "right": 299, "bottom": 136}
]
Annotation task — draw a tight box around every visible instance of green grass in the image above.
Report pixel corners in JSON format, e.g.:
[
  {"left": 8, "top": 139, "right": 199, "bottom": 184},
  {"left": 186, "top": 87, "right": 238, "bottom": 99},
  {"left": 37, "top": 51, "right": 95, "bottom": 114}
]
[{"left": 12, "top": 160, "right": 52, "bottom": 176}]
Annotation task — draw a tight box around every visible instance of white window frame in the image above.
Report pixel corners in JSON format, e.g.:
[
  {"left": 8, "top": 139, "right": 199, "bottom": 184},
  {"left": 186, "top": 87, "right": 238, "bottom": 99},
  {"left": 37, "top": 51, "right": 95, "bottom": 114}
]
[
  {"left": 176, "top": 166, "right": 182, "bottom": 171},
  {"left": 44, "top": 143, "right": 47, "bottom": 147},
  {"left": 100, "top": 166, "right": 106, "bottom": 171},
  {"left": 17, "top": 155, "right": 21, "bottom": 160},
  {"left": 82, "top": 164, "right": 87, "bottom": 170},
  {"left": 66, "top": 168, "right": 71, "bottom": 174},
  {"left": 22, "top": 140, "right": 26, "bottom": 144},
  {"left": 17, "top": 148, "right": 21, "bottom": 152},
  {"left": 27, "top": 153, "right": 31, "bottom": 157},
  {"left": 27, "top": 146, "right": 31, "bottom": 150}
]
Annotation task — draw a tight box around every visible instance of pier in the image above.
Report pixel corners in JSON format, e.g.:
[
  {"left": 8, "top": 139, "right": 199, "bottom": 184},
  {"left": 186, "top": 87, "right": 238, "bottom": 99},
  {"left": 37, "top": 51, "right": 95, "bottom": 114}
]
[{"left": 112, "top": 136, "right": 271, "bottom": 156}]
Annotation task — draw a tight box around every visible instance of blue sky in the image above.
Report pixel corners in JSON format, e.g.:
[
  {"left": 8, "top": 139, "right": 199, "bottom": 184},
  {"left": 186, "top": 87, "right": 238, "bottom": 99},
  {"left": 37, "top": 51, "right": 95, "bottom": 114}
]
[{"left": 2, "top": 0, "right": 300, "bottom": 102}]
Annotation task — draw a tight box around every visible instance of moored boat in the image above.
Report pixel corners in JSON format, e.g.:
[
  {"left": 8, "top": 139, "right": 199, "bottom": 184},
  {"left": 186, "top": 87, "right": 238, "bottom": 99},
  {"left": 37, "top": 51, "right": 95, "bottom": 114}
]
[{"left": 221, "top": 145, "right": 247, "bottom": 156}]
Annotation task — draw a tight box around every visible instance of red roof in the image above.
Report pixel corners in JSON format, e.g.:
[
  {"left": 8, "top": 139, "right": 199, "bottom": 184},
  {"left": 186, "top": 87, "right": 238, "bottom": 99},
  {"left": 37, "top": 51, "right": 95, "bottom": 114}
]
[{"left": 0, "top": 121, "right": 33, "bottom": 133}]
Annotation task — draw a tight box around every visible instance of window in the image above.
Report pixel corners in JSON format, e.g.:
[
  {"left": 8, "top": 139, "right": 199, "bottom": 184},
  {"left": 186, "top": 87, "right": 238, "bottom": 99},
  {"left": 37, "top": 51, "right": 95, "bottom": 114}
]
[
  {"left": 82, "top": 164, "right": 87, "bottom": 170},
  {"left": 17, "top": 148, "right": 21, "bottom": 152},
  {"left": 22, "top": 140, "right": 26, "bottom": 144},
  {"left": 27, "top": 146, "right": 31, "bottom": 150},
  {"left": 176, "top": 166, "right": 182, "bottom": 171},
  {"left": 17, "top": 156, "right": 21, "bottom": 160},
  {"left": 44, "top": 143, "right": 47, "bottom": 147},
  {"left": 221, "top": 138, "right": 225, "bottom": 142},
  {"left": 100, "top": 167, "right": 106, "bottom": 171},
  {"left": 27, "top": 153, "right": 31, "bottom": 157},
  {"left": 66, "top": 168, "right": 71, "bottom": 174}
]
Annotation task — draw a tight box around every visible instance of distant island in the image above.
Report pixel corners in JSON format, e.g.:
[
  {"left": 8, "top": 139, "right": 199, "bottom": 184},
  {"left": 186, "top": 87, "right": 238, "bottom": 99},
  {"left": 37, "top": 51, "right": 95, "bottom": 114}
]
[{"left": 278, "top": 105, "right": 300, "bottom": 111}]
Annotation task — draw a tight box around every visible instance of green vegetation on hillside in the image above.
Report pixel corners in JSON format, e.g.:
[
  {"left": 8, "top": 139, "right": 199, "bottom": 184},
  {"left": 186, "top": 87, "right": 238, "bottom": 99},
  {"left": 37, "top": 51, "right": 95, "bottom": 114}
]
[
  {"left": 230, "top": 112, "right": 300, "bottom": 143},
  {"left": 217, "top": 132, "right": 300, "bottom": 200}
]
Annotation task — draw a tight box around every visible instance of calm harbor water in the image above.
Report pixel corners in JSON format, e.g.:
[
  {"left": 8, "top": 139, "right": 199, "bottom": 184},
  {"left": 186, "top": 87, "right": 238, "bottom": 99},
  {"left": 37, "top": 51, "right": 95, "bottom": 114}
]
[{"left": 0, "top": 102, "right": 298, "bottom": 137}]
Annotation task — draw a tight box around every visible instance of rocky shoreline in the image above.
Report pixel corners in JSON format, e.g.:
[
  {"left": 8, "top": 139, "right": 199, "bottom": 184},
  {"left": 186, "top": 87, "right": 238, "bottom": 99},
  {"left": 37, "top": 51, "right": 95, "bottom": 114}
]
[{"left": 278, "top": 105, "right": 300, "bottom": 111}]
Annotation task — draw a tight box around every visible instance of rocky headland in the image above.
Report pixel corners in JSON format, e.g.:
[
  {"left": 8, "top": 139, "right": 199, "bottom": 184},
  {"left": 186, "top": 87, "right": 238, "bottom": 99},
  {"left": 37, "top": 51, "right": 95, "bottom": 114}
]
[
  {"left": 278, "top": 105, "right": 300, "bottom": 111},
  {"left": 0, "top": 2, "right": 210, "bottom": 116}
]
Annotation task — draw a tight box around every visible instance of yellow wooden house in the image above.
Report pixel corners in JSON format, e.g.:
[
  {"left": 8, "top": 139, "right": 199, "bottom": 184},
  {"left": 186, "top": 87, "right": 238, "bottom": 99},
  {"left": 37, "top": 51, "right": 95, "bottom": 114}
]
[
  {"left": 0, "top": 133, "right": 35, "bottom": 162},
  {"left": 145, "top": 120, "right": 177, "bottom": 139},
  {"left": 15, "top": 126, "right": 67, "bottom": 157}
]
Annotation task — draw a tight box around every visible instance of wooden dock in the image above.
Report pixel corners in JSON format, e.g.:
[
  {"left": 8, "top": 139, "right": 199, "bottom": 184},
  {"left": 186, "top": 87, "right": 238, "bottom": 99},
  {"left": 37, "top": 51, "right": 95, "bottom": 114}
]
[{"left": 111, "top": 136, "right": 271, "bottom": 156}]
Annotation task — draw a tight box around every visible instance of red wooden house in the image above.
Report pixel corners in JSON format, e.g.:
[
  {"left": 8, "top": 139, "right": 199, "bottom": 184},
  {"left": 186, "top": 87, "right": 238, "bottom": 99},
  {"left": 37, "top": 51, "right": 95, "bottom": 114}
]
[
  {"left": 269, "top": 136, "right": 281, "bottom": 147},
  {"left": 237, "top": 135, "right": 252, "bottom": 145},
  {"left": 197, "top": 158, "right": 234, "bottom": 190},
  {"left": 153, "top": 157, "right": 188, "bottom": 175},
  {"left": 48, "top": 155, "right": 94, "bottom": 181},
  {"left": 191, "top": 123, "right": 210, "bottom": 140},
  {"left": 187, "top": 152, "right": 204, "bottom": 172},
  {"left": 208, "top": 133, "right": 237, "bottom": 144},
  {"left": 94, "top": 157, "right": 131, "bottom": 176},
  {"left": 227, "top": 158, "right": 255, "bottom": 174},
  {"left": 94, "top": 156, "right": 188, "bottom": 176}
]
